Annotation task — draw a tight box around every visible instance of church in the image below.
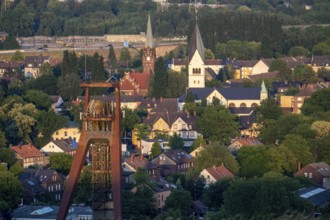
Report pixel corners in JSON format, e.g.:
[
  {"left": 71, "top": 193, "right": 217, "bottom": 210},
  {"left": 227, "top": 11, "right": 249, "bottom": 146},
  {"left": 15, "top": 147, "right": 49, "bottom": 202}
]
[{"left": 120, "top": 14, "right": 156, "bottom": 96}]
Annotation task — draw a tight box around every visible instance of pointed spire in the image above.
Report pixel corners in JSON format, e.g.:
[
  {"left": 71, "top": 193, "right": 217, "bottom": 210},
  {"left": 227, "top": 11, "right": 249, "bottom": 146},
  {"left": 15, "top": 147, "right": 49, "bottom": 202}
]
[
  {"left": 188, "top": 23, "right": 205, "bottom": 63},
  {"left": 145, "top": 13, "right": 153, "bottom": 48},
  {"left": 261, "top": 80, "right": 267, "bottom": 94}
]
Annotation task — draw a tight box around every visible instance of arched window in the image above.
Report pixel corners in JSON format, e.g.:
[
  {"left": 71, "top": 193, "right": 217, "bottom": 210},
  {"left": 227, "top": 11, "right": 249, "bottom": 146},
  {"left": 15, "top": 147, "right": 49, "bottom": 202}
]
[
  {"left": 251, "top": 103, "right": 258, "bottom": 108},
  {"left": 240, "top": 103, "right": 247, "bottom": 108},
  {"left": 229, "top": 103, "right": 235, "bottom": 108}
]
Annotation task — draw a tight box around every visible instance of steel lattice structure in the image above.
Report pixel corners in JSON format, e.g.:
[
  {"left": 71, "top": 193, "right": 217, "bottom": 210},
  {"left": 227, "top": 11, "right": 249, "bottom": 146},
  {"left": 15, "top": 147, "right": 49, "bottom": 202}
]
[{"left": 57, "top": 82, "right": 122, "bottom": 220}]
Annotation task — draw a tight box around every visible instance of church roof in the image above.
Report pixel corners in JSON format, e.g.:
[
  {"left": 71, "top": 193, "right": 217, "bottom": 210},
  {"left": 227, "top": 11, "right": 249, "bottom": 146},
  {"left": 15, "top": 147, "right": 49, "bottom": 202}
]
[
  {"left": 188, "top": 24, "right": 204, "bottom": 63},
  {"left": 120, "top": 72, "right": 150, "bottom": 92},
  {"left": 145, "top": 13, "right": 154, "bottom": 48}
]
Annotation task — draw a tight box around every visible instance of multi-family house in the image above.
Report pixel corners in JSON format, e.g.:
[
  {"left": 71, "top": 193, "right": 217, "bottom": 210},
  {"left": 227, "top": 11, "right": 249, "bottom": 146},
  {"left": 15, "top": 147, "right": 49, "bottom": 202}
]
[
  {"left": 41, "top": 139, "right": 77, "bottom": 156},
  {"left": 10, "top": 144, "right": 48, "bottom": 168},
  {"left": 24, "top": 55, "right": 51, "bottom": 78},
  {"left": 151, "top": 149, "right": 194, "bottom": 176},
  {"left": 295, "top": 162, "right": 330, "bottom": 189},
  {"left": 200, "top": 163, "right": 234, "bottom": 187},
  {"left": 52, "top": 127, "right": 81, "bottom": 142},
  {"left": 141, "top": 138, "right": 169, "bottom": 155},
  {"left": 142, "top": 111, "right": 199, "bottom": 147},
  {"left": 19, "top": 168, "right": 66, "bottom": 204}
]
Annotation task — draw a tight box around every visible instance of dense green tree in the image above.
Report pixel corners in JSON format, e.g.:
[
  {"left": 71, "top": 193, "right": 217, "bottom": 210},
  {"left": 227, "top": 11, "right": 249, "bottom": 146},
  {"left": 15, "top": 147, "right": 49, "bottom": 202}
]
[
  {"left": 184, "top": 176, "right": 205, "bottom": 200},
  {"left": 168, "top": 133, "right": 184, "bottom": 150},
  {"left": 268, "top": 58, "right": 292, "bottom": 81},
  {"left": 0, "top": 35, "right": 20, "bottom": 50},
  {"left": 9, "top": 163, "right": 24, "bottom": 177},
  {"left": 0, "top": 171, "right": 23, "bottom": 214},
  {"left": 0, "top": 148, "right": 16, "bottom": 166},
  {"left": 74, "top": 165, "right": 92, "bottom": 205},
  {"left": 318, "top": 68, "right": 330, "bottom": 81},
  {"left": 196, "top": 106, "right": 238, "bottom": 144},
  {"left": 122, "top": 107, "right": 140, "bottom": 136},
  {"left": 293, "top": 65, "right": 317, "bottom": 86},
  {"left": 301, "top": 89, "right": 330, "bottom": 115},
  {"left": 150, "top": 142, "right": 162, "bottom": 158},
  {"left": 165, "top": 189, "right": 192, "bottom": 216},
  {"left": 257, "top": 98, "right": 282, "bottom": 121},
  {"left": 203, "top": 179, "right": 231, "bottom": 210},
  {"left": 23, "top": 90, "right": 52, "bottom": 110},
  {"left": 288, "top": 46, "right": 308, "bottom": 57},
  {"left": 166, "top": 71, "right": 187, "bottom": 98},
  {"left": 11, "top": 51, "right": 24, "bottom": 61},
  {"left": 49, "top": 153, "right": 73, "bottom": 175},
  {"left": 0, "top": 130, "right": 7, "bottom": 148},
  {"left": 237, "top": 146, "right": 269, "bottom": 177},
  {"left": 61, "top": 50, "right": 78, "bottom": 76},
  {"left": 134, "top": 123, "right": 150, "bottom": 148},
  {"left": 194, "top": 143, "right": 239, "bottom": 175},
  {"left": 39, "top": 63, "right": 53, "bottom": 76},
  {"left": 151, "top": 56, "right": 168, "bottom": 98},
  {"left": 107, "top": 44, "right": 118, "bottom": 74},
  {"left": 26, "top": 74, "right": 58, "bottom": 95},
  {"left": 191, "top": 135, "right": 207, "bottom": 150},
  {"left": 57, "top": 72, "right": 82, "bottom": 101},
  {"left": 311, "top": 121, "right": 330, "bottom": 137},
  {"left": 119, "top": 47, "right": 131, "bottom": 63}
]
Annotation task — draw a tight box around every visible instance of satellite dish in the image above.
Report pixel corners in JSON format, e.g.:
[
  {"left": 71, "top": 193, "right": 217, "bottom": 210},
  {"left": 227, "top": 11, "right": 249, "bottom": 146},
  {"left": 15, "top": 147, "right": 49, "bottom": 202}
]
[{"left": 123, "top": 41, "right": 129, "bottom": 48}]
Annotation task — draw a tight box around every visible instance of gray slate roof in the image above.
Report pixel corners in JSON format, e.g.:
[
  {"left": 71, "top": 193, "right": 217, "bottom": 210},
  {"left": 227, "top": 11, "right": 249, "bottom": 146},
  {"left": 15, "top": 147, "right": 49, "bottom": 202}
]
[{"left": 188, "top": 24, "right": 204, "bottom": 63}]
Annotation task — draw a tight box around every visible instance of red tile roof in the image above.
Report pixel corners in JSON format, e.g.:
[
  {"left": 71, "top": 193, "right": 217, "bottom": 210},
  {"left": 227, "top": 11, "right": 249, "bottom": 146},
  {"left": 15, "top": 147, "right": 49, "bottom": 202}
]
[
  {"left": 11, "top": 144, "right": 45, "bottom": 158},
  {"left": 206, "top": 164, "right": 234, "bottom": 180},
  {"left": 120, "top": 71, "right": 150, "bottom": 93}
]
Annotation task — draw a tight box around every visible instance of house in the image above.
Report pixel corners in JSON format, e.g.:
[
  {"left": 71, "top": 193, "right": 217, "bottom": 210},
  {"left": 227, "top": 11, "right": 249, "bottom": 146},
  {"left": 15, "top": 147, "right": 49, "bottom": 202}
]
[
  {"left": 50, "top": 96, "right": 64, "bottom": 113},
  {"left": 52, "top": 127, "right": 81, "bottom": 142},
  {"left": 10, "top": 144, "right": 48, "bottom": 168},
  {"left": 0, "top": 31, "right": 8, "bottom": 41},
  {"left": 311, "top": 56, "right": 330, "bottom": 72},
  {"left": 151, "top": 149, "right": 194, "bottom": 176},
  {"left": 178, "top": 81, "right": 268, "bottom": 110},
  {"left": 19, "top": 168, "right": 66, "bottom": 204},
  {"left": 141, "top": 138, "right": 169, "bottom": 155},
  {"left": 24, "top": 55, "right": 51, "bottom": 78},
  {"left": 228, "top": 137, "right": 263, "bottom": 155},
  {"left": 297, "top": 187, "right": 330, "bottom": 218},
  {"left": 142, "top": 111, "right": 200, "bottom": 147},
  {"left": 228, "top": 107, "right": 258, "bottom": 137},
  {"left": 294, "top": 162, "right": 330, "bottom": 189},
  {"left": 190, "top": 145, "right": 205, "bottom": 158},
  {"left": 41, "top": 139, "right": 77, "bottom": 156},
  {"left": 200, "top": 163, "right": 234, "bottom": 187},
  {"left": 120, "top": 71, "right": 150, "bottom": 96},
  {"left": 0, "top": 60, "right": 24, "bottom": 78},
  {"left": 292, "top": 87, "right": 315, "bottom": 114},
  {"left": 138, "top": 97, "right": 179, "bottom": 114},
  {"left": 123, "top": 154, "right": 158, "bottom": 177},
  {"left": 11, "top": 205, "right": 92, "bottom": 220}
]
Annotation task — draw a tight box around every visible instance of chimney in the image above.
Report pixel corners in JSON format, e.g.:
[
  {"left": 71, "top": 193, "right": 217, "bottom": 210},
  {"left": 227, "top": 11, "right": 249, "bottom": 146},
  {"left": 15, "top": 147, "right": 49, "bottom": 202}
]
[
  {"left": 298, "top": 162, "right": 301, "bottom": 172},
  {"left": 185, "top": 111, "right": 190, "bottom": 118},
  {"left": 160, "top": 97, "right": 163, "bottom": 102},
  {"left": 130, "top": 154, "right": 134, "bottom": 162},
  {"left": 193, "top": 111, "right": 197, "bottom": 117},
  {"left": 221, "top": 162, "right": 224, "bottom": 167},
  {"left": 141, "top": 154, "right": 144, "bottom": 161}
]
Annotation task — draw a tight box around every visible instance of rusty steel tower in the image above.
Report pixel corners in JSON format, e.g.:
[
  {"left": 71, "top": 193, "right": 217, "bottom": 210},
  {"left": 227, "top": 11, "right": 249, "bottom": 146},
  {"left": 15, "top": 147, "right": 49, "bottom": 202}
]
[{"left": 57, "top": 82, "right": 122, "bottom": 220}]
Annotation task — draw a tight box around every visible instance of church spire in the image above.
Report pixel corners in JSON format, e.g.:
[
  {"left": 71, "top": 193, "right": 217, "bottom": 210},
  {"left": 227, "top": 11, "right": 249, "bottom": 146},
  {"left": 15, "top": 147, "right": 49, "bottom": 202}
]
[
  {"left": 260, "top": 80, "right": 268, "bottom": 100},
  {"left": 188, "top": 23, "right": 205, "bottom": 63},
  {"left": 145, "top": 13, "right": 153, "bottom": 48}
]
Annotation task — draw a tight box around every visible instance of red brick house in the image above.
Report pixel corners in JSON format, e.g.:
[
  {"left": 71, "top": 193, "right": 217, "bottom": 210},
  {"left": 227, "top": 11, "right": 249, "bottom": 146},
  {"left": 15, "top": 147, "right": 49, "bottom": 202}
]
[
  {"left": 10, "top": 144, "right": 48, "bottom": 168},
  {"left": 120, "top": 71, "right": 150, "bottom": 96},
  {"left": 200, "top": 163, "right": 234, "bottom": 187},
  {"left": 295, "top": 162, "right": 330, "bottom": 189}
]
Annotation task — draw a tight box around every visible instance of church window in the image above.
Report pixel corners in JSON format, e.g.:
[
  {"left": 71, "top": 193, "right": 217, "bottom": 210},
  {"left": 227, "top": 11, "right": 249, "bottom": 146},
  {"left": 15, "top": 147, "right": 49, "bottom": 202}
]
[{"left": 240, "top": 103, "right": 247, "bottom": 108}]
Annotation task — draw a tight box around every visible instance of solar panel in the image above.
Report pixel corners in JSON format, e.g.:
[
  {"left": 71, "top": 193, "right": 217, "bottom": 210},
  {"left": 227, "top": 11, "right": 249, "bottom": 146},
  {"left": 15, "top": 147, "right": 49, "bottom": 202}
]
[
  {"left": 31, "top": 207, "right": 54, "bottom": 215},
  {"left": 300, "top": 188, "right": 325, "bottom": 198}
]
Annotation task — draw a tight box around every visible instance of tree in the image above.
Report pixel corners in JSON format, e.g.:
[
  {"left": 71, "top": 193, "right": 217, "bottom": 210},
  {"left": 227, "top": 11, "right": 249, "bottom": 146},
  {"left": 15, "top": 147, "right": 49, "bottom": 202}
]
[
  {"left": 202, "top": 179, "right": 231, "bottom": 210},
  {"left": 119, "top": 47, "right": 131, "bottom": 63},
  {"left": 311, "top": 121, "right": 330, "bottom": 137},
  {"left": 288, "top": 46, "right": 308, "bottom": 57},
  {"left": 194, "top": 143, "right": 239, "bottom": 175},
  {"left": 151, "top": 56, "right": 168, "bottom": 98},
  {"left": 0, "top": 171, "right": 23, "bottom": 214},
  {"left": 165, "top": 189, "right": 192, "bottom": 216},
  {"left": 237, "top": 146, "right": 269, "bottom": 177},
  {"left": 0, "top": 148, "right": 16, "bottom": 166},
  {"left": 0, "top": 35, "right": 20, "bottom": 50},
  {"left": 9, "top": 163, "right": 24, "bottom": 176},
  {"left": 134, "top": 124, "right": 150, "bottom": 148},
  {"left": 257, "top": 98, "right": 282, "bottom": 121},
  {"left": 107, "top": 44, "right": 118, "bottom": 74},
  {"left": 57, "top": 72, "right": 81, "bottom": 101},
  {"left": 61, "top": 50, "right": 78, "bottom": 76},
  {"left": 26, "top": 74, "right": 58, "bottom": 95},
  {"left": 268, "top": 58, "right": 292, "bottom": 81},
  {"left": 49, "top": 153, "right": 73, "bottom": 175},
  {"left": 0, "top": 130, "right": 7, "bottom": 148},
  {"left": 301, "top": 89, "right": 330, "bottom": 115},
  {"left": 74, "top": 165, "right": 92, "bottom": 205},
  {"left": 122, "top": 107, "right": 140, "bottom": 136},
  {"left": 11, "top": 51, "right": 24, "bottom": 61},
  {"left": 23, "top": 90, "right": 52, "bottom": 110},
  {"left": 166, "top": 71, "right": 187, "bottom": 98},
  {"left": 184, "top": 176, "right": 205, "bottom": 200},
  {"left": 318, "top": 68, "right": 330, "bottom": 81},
  {"left": 169, "top": 133, "right": 184, "bottom": 150},
  {"left": 196, "top": 106, "right": 238, "bottom": 144},
  {"left": 293, "top": 65, "right": 316, "bottom": 86},
  {"left": 133, "top": 167, "right": 149, "bottom": 186},
  {"left": 39, "top": 63, "right": 53, "bottom": 76},
  {"left": 191, "top": 135, "right": 206, "bottom": 150},
  {"left": 150, "top": 142, "right": 162, "bottom": 158}
]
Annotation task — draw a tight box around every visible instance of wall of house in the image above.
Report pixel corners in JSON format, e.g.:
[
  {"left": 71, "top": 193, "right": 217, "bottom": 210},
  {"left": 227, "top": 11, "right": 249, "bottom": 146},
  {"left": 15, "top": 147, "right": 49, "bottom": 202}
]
[
  {"left": 226, "top": 99, "right": 261, "bottom": 108},
  {"left": 155, "top": 190, "right": 171, "bottom": 210},
  {"left": 280, "top": 95, "right": 293, "bottom": 108},
  {"left": 200, "top": 169, "right": 216, "bottom": 187},
  {"left": 295, "top": 166, "right": 324, "bottom": 187},
  {"left": 292, "top": 96, "right": 308, "bottom": 114},
  {"left": 41, "top": 143, "right": 64, "bottom": 154},
  {"left": 153, "top": 118, "right": 170, "bottom": 132},
  {"left": 252, "top": 61, "right": 269, "bottom": 75},
  {"left": 52, "top": 128, "right": 80, "bottom": 141}
]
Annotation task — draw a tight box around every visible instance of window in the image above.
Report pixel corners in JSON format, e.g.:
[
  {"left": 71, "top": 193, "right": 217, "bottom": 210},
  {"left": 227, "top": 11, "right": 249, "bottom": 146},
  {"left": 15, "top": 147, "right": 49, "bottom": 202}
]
[
  {"left": 64, "top": 131, "right": 67, "bottom": 136},
  {"left": 173, "top": 124, "right": 177, "bottom": 130},
  {"left": 182, "top": 132, "right": 187, "bottom": 138},
  {"left": 309, "top": 173, "right": 312, "bottom": 178},
  {"left": 182, "top": 124, "right": 186, "bottom": 129},
  {"left": 189, "top": 132, "right": 194, "bottom": 138}
]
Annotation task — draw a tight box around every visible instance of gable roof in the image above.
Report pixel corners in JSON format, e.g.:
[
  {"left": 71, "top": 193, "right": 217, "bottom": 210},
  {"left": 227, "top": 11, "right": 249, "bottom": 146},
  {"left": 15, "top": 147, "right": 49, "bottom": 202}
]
[
  {"left": 11, "top": 144, "right": 45, "bottom": 158},
  {"left": 143, "top": 111, "right": 197, "bottom": 129},
  {"left": 205, "top": 164, "right": 234, "bottom": 180},
  {"left": 188, "top": 24, "right": 205, "bottom": 62},
  {"left": 298, "top": 187, "right": 330, "bottom": 206},
  {"left": 19, "top": 168, "right": 64, "bottom": 185},
  {"left": 312, "top": 56, "right": 330, "bottom": 67},
  {"left": 163, "top": 149, "right": 194, "bottom": 164},
  {"left": 205, "top": 59, "right": 223, "bottom": 66},
  {"left": 294, "top": 87, "right": 315, "bottom": 97},
  {"left": 124, "top": 155, "right": 157, "bottom": 171},
  {"left": 309, "top": 162, "right": 330, "bottom": 177},
  {"left": 120, "top": 71, "right": 150, "bottom": 92},
  {"left": 231, "top": 137, "right": 263, "bottom": 146},
  {"left": 149, "top": 98, "right": 179, "bottom": 113},
  {"left": 51, "top": 139, "right": 76, "bottom": 152}
]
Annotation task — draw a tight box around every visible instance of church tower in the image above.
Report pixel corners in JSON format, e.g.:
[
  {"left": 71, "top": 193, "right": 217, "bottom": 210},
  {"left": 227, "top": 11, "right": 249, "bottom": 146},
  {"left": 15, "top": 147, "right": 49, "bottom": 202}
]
[
  {"left": 143, "top": 13, "right": 156, "bottom": 75},
  {"left": 260, "top": 80, "right": 268, "bottom": 100},
  {"left": 188, "top": 24, "right": 205, "bottom": 88}
]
